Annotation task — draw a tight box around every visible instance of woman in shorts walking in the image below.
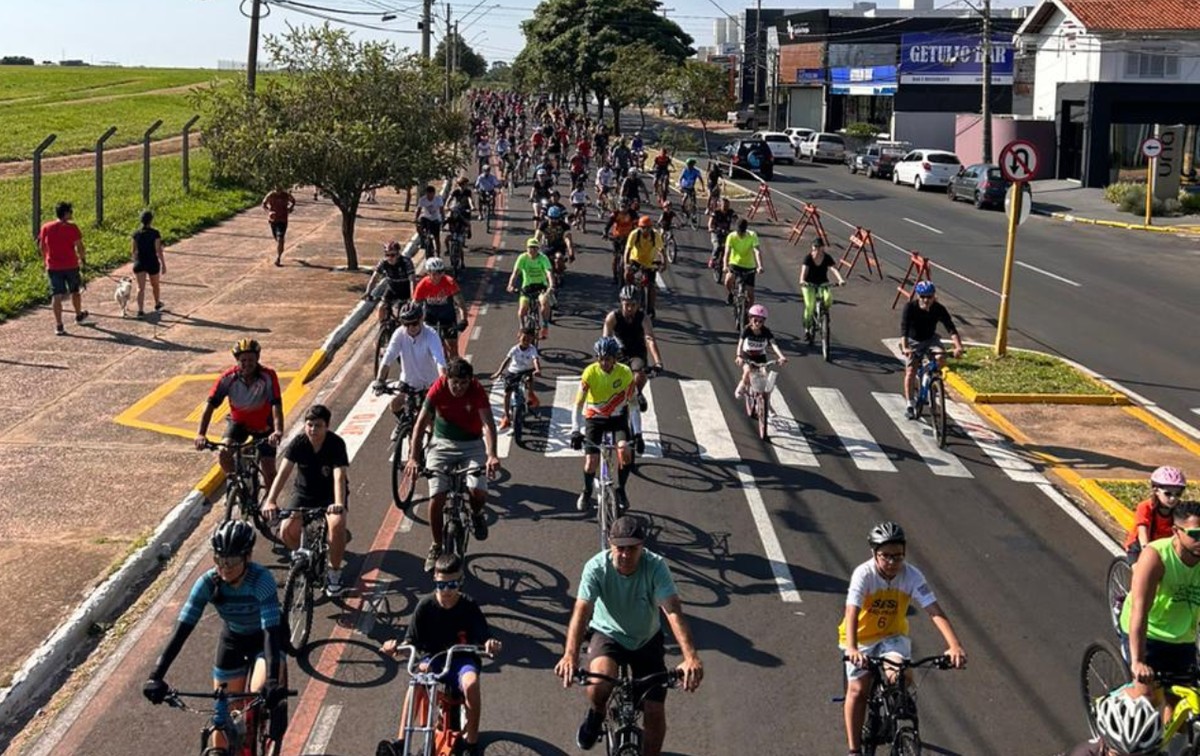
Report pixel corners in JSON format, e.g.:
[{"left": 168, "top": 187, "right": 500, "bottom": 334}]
[{"left": 131, "top": 210, "right": 166, "bottom": 317}]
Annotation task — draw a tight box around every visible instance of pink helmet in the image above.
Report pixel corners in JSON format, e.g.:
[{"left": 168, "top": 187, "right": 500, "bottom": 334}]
[
  {"left": 747, "top": 304, "right": 768, "bottom": 320},
  {"left": 1151, "top": 466, "right": 1187, "bottom": 488}
]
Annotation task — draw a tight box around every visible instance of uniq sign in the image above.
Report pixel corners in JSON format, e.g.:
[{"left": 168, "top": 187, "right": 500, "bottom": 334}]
[
  {"left": 899, "top": 33, "right": 1014, "bottom": 85},
  {"left": 1154, "top": 125, "right": 1183, "bottom": 201}
]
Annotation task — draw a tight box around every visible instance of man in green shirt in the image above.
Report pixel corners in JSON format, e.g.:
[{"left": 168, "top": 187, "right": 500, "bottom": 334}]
[
  {"left": 507, "top": 238, "right": 555, "bottom": 339},
  {"left": 723, "top": 218, "right": 764, "bottom": 311},
  {"left": 554, "top": 516, "right": 704, "bottom": 755}
]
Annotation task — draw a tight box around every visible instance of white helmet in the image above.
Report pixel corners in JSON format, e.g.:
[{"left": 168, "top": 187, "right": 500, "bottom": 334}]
[
  {"left": 1095, "top": 693, "right": 1162, "bottom": 755},
  {"left": 424, "top": 257, "right": 447, "bottom": 273}
]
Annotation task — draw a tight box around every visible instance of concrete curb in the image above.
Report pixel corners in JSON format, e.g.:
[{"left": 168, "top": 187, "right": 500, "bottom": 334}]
[
  {"left": 942, "top": 344, "right": 1130, "bottom": 406},
  {"left": 1033, "top": 206, "right": 1198, "bottom": 234},
  {"left": 0, "top": 202, "right": 431, "bottom": 728}
]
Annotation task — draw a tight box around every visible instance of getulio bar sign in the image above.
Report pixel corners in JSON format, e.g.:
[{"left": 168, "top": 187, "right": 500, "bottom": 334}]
[{"left": 899, "top": 33, "right": 1013, "bottom": 85}]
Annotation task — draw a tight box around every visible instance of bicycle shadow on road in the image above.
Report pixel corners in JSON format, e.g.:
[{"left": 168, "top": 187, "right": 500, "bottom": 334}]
[{"left": 478, "top": 731, "right": 571, "bottom": 755}]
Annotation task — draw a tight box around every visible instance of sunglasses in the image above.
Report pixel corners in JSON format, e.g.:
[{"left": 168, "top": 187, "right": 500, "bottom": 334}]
[
  {"left": 214, "top": 555, "right": 246, "bottom": 569},
  {"left": 385, "top": 253, "right": 398, "bottom": 258},
  {"left": 749, "top": 317, "right": 765, "bottom": 323},
  {"left": 876, "top": 552, "right": 906, "bottom": 563},
  {"left": 434, "top": 578, "right": 462, "bottom": 591},
  {"left": 1158, "top": 487, "right": 1186, "bottom": 498},
  {"left": 918, "top": 295, "right": 933, "bottom": 301},
  {"left": 1177, "top": 527, "right": 1200, "bottom": 540}
]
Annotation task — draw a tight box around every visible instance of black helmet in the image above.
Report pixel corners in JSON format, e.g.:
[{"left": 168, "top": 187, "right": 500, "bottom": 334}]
[
  {"left": 399, "top": 302, "right": 424, "bottom": 324},
  {"left": 232, "top": 338, "right": 261, "bottom": 357},
  {"left": 867, "top": 521, "right": 906, "bottom": 548},
  {"left": 618, "top": 285, "right": 639, "bottom": 303},
  {"left": 211, "top": 520, "right": 256, "bottom": 557}
]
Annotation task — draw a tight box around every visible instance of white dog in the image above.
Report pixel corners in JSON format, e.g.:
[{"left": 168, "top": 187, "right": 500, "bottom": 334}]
[{"left": 114, "top": 276, "right": 133, "bottom": 317}]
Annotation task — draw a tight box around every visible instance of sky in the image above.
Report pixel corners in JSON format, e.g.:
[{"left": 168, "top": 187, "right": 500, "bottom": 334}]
[{"left": 0, "top": 0, "right": 1028, "bottom": 69}]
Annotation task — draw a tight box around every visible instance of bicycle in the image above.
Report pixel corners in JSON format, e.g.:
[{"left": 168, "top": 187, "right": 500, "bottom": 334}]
[
  {"left": 379, "top": 382, "right": 429, "bottom": 510},
  {"left": 680, "top": 189, "right": 698, "bottom": 230},
  {"left": 415, "top": 221, "right": 438, "bottom": 259},
  {"left": 571, "top": 203, "right": 587, "bottom": 234},
  {"left": 478, "top": 192, "right": 496, "bottom": 234},
  {"left": 203, "top": 440, "right": 280, "bottom": 547},
  {"left": 730, "top": 271, "right": 751, "bottom": 331},
  {"left": 709, "top": 229, "right": 729, "bottom": 285},
  {"left": 743, "top": 360, "right": 781, "bottom": 441},
  {"left": 624, "top": 262, "right": 657, "bottom": 316},
  {"left": 382, "top": 644, "right": 494, "bottom": 756},
  {"left": 520, "top": 285, "right": 549, "bottom": 344},
  {"left": 503, "top": 369, "right": 537, "bottom": 444},
  {"left": 445, "top": 226, "right": 467, "bottom": 276},
  {"left": 653, "top": 173, "right": 669, "bottom": 206},
  {"left": 280, "top": 507, "right": 332, "bottom": 655},
  {"left": 426, "top": 462, "right": 483, "bottom": 563},
  {"left": 163, "top": 683, "right": 296, "bottom": 756},
  {"left": 573, "top": 667, "right": 681, "bottom": 756},
  {"left": 608, "top": 236, "right": 627, "bottom": 288},
  {"left": 803, "top": 282, "right": 835, "bottom": 363},
  {"left": 1105, "top": 555, "right": 1133, "bottom": 641},
  {"left": 909, "top": 347, "right": 948, "bottom": 448},
  {"left": 663, "top": 228, "right": 677, "bottom": 264},
  {"left": 839, "top": 654, "right": 955, "bottom": 756},
  {"left": 372, "top": 301, "right": 401, "bottom": 376},
  {"left": 573, "top": 428, "right": 627, "bottom": 552}
]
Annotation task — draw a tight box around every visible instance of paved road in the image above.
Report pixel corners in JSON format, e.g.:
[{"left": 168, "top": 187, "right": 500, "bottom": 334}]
[{"left": 28, "top": 179, "right": 1122, "bottom": 756}]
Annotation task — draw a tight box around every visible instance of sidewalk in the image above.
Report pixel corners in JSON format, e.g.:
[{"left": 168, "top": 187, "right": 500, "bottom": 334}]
[
  {"left": 1030, "top": 178, "right": 1200, "bottom": 233},
  {"left": 0, "top": 189, "right": 413, "bottom": 697}
]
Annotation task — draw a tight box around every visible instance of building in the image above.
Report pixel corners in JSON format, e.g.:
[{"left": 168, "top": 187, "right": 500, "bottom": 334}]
[{"left": 1015, "top": 0, "right": 1200, "bottom": 187}]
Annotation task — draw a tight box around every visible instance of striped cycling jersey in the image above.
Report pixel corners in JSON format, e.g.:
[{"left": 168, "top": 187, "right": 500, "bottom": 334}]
[
  {"left": 838, "top": 560, "right": 937, "bottom": 647},
  {"left": 178, "top": 563, "right": 281, "bottom": 635},
  {"left": 578, "top": 361, "right": 634, "bottom": 419}
]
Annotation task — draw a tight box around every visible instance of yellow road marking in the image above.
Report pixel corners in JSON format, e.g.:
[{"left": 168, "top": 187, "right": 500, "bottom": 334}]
[{"left": 115, "top": 371, "right": 305, "bottom": 440}]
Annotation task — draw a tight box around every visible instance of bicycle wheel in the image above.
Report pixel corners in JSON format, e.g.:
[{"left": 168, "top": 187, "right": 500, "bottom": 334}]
[
  {"left": 1080, "top": 639, "right": 1130, "bottom": 737},
  {"left": 929, "top": 377, "right": 947, "bottom": 448},
  {"left": 666, "top": 235, "right": 677, "bottom": 264},
  {"left": 1106, "top": 556, "right": 1132, "bottom": 637},
  {"left": 256, "top": 700, "right": 284, "bottom": 756},
  {"left": 248, "top": 498, "right": 283, "bottom": 547},
  {"left": 711, "top": 256, "right": 723, "bottom": 285},
  {"left": 511, "top": 393, "right": 525, "bottom": 444},
  {"left": 894, "top": 726, "right": 921, "bottom": 756},
  {"left": 282, "top": 560, "right": 313, "bottom": 655},
  {"left": 443, "top": 509, "right": 464, "bottom": 558},
  {"left": 391, "top": 426, "right": 417, "bottom": 510},
  {"left": 820, "top": 306, "right": 832, "bottom": 363},
  {"left": 733, "top": 297, "right": 745, "bottom": 331},
  {"left": 744, "top": 388, "right": 756, "bottom": 418},
  {"left": 222, "top": 486, "right": 241, "bottom": 523},
  {"left": 758, "top": 392, "right": 770, "bottom": 440}
]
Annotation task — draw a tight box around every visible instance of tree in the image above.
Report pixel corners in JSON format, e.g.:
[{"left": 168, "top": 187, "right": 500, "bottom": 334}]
[
  {"left": 434, "top": 34, "right": 487, "bottom": 80},
  {"left": 602, "top": 43, "right": 671, "bottom": 132},
  {"left": 672, "top": 60, "right": 734, "bottom": 155},
  {"left": 1, "top": 56, "right": 34, "bottom": 66},
  {"left": 196, "top": 24, "right": 466, "bottom": 270}
]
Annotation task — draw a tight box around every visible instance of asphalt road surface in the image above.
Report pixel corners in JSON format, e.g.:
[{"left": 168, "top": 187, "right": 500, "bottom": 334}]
[{"left": 26, "top": 175, "right": 1126, "bottom": 756}]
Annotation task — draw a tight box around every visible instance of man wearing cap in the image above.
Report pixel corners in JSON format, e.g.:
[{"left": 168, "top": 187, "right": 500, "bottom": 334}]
[{"left": 555, "top": 516, "right": 703, "bottom": 755}]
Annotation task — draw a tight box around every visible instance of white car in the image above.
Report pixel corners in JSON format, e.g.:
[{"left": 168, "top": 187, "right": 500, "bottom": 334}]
[
  {"left": 892, "top": 149, "right": 963, "bottom": 190},
  {"left": 798, "top": 132, "right": 846, "bottom": 163},
  {"left": 783, "top": 127, "right": 814, "bottom": 153},
  {"left": 750, "top": 131, "right": 797, "bottom": 165}
]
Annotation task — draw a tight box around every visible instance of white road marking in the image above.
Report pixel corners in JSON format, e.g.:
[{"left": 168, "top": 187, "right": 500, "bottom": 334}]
[
  {"left": 680, "top": 380, "right": 740, "bottom": 461},
  {"left": 1038, "top": 483, "right": 1123, "bottom": 556},
  {"left": 470, "top": 325, "right": 482, "bottom": 341},
  {"left": 766, "top": 390, "right": 819, "bottom": 467},
  {"left": 1193, "top": 408, "right": 1200, "bottom": 418},
  {"left": 302, "top": 704, "right": 344, "bottom": 756},
  {"left": 478, "top": 303, "right": 490, "bottom": 316},
  {"left": 808, "top": 387, "right": 897, "bottom": 472},
  {"left": 737, "top": 465, "right": 801, "bottom": 603},
  {"left": 827, "top": 188, "right": 854, "bottom": 200},
  {"left": 545, "top": 376, "right": 580, "bottom": 457},
  {"left": 336, "top": 387, "right": 393, "bottom": 461},
  {"left": 487, "top": 381, "right": 514, "bottom": 458},
  {"left": 1015, "top": 260, "right": 1081, "bottom": 287},
  {"left": 640, "top": 383, "right": 663, "bottom": 458},
  {"left": 903, "top": 217, "right": 944, "bottom": 235},
  {"left": 656, "top": 270, "right": 670, "bottom": 293},
  {"left": 945, "top": 402, "right": 1046, "bottom": 483},
  {"left": 873, "top": 392, "right": 973, "bottom": 478}
]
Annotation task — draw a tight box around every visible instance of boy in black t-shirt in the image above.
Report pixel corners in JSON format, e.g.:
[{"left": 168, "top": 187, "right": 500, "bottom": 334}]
[
  {"left": 262, "top": 404, "right": 351, "bottom": 595},
  {"left": 365, "top": 241, "right": 417, "bottom": 324},
  {"left": 378, "top": 554, "right": 502, "bottom": 756}
]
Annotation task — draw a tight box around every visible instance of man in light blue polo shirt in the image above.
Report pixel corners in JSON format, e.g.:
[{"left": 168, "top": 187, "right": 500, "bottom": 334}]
[{"left": 555, "top": 516, "right": 704, "bottom": 756}]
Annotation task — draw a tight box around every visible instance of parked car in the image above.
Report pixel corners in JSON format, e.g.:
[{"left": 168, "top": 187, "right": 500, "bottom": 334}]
[
  {"left": 798, "top": 132, "right": 846, "bottom": 163},
  {"left": 892, "top": 149, "right": 962, "bottom": 191},
  {"left": 947, "top": 163, "right": 1010, "bottom": 208},
  {"left": 717, "top": 139, "right": 775, "bottom": 181},
  {"left": 846, "top": 141, "right": 911, "bottom": 179},
  {"left": 730, "top": 105, "right": 769, "bottom": 130},
  {"left": 750, "top": 131, "right": 797, "bottom": 164},
  {"left": 783, "top": 127, "right": 815, "bottom": 154}
]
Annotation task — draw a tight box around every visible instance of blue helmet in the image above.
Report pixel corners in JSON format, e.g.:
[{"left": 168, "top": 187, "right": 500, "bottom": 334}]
[
  {"left": 914, "top": 280, "right": 936, "bottom": 297},
  {"left": 546, "top": 205, "right": 565, "bottom": 220},
  {"left": 593, "top": 336, "right": 622, "bottom": 358}
]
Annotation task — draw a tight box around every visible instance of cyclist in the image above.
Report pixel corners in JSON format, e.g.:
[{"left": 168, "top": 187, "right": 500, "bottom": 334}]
[
  {"left": 406, "top": 358, "right": 501, "bottom": 572},
  {"left": 1062, "top": 691, "right": 1162, "bottom": 756},
  {"left": 538, "top": 204, "right": 575, "bottom": 281},
  {"left": 373, "top": 302, "right": 447, "bottom": 435},
  {"left": 708, "top": 197, "right": 737, "bottom": 270},
  {"left": 723, "top": 218, "right": 764, "bottom": 310},
  {"left": 630, "top": 131, "right": 645, "bottom": 169},
  {"left": 569, "top": 337, "right": 640, "bottom": 513},
  {"left": 507, "top": 238, "right": 555, "bottom": 339},
  {"left": 595, "top": 162, "right": 617, "bottom": 212},
  {"left": 799, "top": 237, "right": 847, "bottom": 342},
  {"left": 705, "top": 160, "right": 723, "bottom": 211},
  {"left": 677, "top": 158, "right": 702, "bottom": 217},
  {"left": 611, "top": 139, "right": 632, "bottom": 177},
  {"left": 143, "top": 521, "right": 288, "bottom": 747},
  {"left": 262, "top": 404, "right": 350, "bottom": 595},
  {"left": 378, "top": 553, "right": 503, "bottom": 756},
  {"left": 1120, "top": 500, "right": 1200, "bottom": 722},
  {"left": 603, "top": 285, "right": 664, "bottom": 423},
  {"left": 658, "top": 201, "right": 677, "bottom": 246},
  {"left": 569, "top": 184, "right": 589, "bottom": 229},
  {"left": 492, "top": 326, "right": 542, "bottom": 432},
  {"left": 1123, "top": 467, "right": 1189, "bottom": 562},
  {"left": 619, "top": 168, "right": 649, "bottom": 206},
  {"left": 415, "top": 184, "right": 445, "bottom": 258},
  {"left": 529, "top": 167, "right": 554, "bottom": 220},
  {"left": 624, "top": 215, "right": 668, "bottom": 318},
  {"left": 195, "top": 338, "right": 283, "bottom": 492},
  {"left": 474, "top": 134, "right": 492, "bottom": 175},
  {"left": 495, "top": 134, "right": 512, "bottom": 178},
  {"left": 546, "top": 189, "right": 569, "bottom": 219},
  {"left": 554, "top": 515, "right": 704, "bottom": 756},
  {"left": 900, "top": 281, "right": 964, "bottom": 419},
  {"left": 652, "top": 148, "right": 671, "bottom": 203},
  {"left": 733, "top": 304, "right": 787, "bottom": 400},
  {"left": 605, "top": 200, "right": 638, "bottom": 280},
  {"left": 364, "top": 241, "right": 417, "bottom": 325},
  {"left": 576, "top": 134, "right": 593, "bottom": 171},
  {"left": 474, "top": 168, "right": 500, "bottom": 217},
  {"left": 569, "top": 151, "right": 588, "bottom": 190},
  {"left": 412, "top": 258, "right": 468, "bottom": 358},
  {"left": 840, "top": 522, "right": 967, "bottom": 756}
]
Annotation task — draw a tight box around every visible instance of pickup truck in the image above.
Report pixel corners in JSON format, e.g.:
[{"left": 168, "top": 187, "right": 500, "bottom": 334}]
[
  {"left": 846, "top": 141, "right": 911, "bottom": 179},
  {"left": 798, "top": 132, "right": 846, "bottom": 163}
]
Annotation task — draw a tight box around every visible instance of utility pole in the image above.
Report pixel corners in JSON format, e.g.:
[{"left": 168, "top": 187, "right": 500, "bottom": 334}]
[
  {"left": 453, "top": 21, "right": 460, "bottom": 74},
  {"left": 421, "top": 0, "right": 433, "bottom": 59},
  {"left": 981, "top": 0, "right": 993, "bottom": 162},
  {"left": 246, "top": 0, "right": 262, "bottom": 92},
  {"left": 751, "top": 0, "right": 762, "bottom": 108},
  {"left": 444, "top": 5, "right": 452, "bottom": 101}
]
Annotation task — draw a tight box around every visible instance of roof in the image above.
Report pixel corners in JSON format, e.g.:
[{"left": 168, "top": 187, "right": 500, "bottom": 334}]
[{"left": 1019, "top": 0, "right": 1200, "bottom": 34}]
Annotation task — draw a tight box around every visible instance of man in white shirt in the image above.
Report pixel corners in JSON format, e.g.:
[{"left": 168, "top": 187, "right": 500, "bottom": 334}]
[
  {"left": 475, "top": 136, "right": 493, "bottom": 174},
  {"left": 373, "top": 302, "right": 447, "bottom": 433},
  {"left": 415, "top": 185, "right": 445, "bottom": 258}
]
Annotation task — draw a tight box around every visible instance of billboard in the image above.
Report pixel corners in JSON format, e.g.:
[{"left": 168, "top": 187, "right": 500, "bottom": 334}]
[
  {"left": 899, "top": 33, "right": 1013, "bottom": 85},
  {"left": 795, "top": 68, "right": 824, "bottom": 85},
  {"left": 830, "top": 66, "right": 897, "bottom": 96}
]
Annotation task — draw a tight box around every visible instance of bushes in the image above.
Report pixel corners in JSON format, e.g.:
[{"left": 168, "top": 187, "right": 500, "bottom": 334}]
[{"left": 1102, "top": 181, "right": 1199, "bottom": 217}]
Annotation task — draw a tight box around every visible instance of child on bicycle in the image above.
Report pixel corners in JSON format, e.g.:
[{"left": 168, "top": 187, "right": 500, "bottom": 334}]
[
  {"left": 570, "top": 185, "right": 588, "bottom": 224},
  {"left": 378, "top": 553, "right": 502, "bottom": 756},
  {"left": 1123, "top": 466, "right": 1189, "bottom": 562},
  {"left": 658, "top": 201, "right": 677, "bottom": 237},
  {"left": 733, "top": 304, "right": 787, "bottom": 400},
  {"left": 492, "top": 327, "right": 542, "bottom": 432}
]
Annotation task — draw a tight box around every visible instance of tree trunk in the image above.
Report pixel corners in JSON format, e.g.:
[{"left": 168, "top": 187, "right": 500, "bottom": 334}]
[
  {"left": 699, "top": 120, "right": 711, "bottom": 157},
  {"left": 340, "top": 201, "right": 359, "bottom": 270},
  {"left": 611, "top": 103, "right": 622, "bottom": 136},
  {"left": 597, "top": 94, "right": 606, "bottom": 123},
  {"left": 638, "top": 105, "right": 646, "bottom": 131}
]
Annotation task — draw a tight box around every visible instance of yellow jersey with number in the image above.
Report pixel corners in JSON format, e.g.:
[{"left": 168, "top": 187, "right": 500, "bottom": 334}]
[
  {"left": 837, "top": 561, "right": 938, "bottom": 647},
  {"left": 578, "top": 362, "right": 634, "bottom": 419}
]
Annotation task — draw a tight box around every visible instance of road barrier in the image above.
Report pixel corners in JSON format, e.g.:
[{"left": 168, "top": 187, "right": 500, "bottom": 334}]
[
  {"left": 786, "top": 202, "right": 828, "bottom": 247},
  {"left": 838, "top": 227, "right": 882, "bottom": 280},
  {"left": 745, "top": 182, "right": 779, "bottom": 222},
  {"left": 893, "top": 251, "right": 933, "bottom": 308}
]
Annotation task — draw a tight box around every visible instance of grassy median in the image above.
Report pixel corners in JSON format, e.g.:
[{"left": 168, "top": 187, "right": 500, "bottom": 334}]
[
  {"left": 1095, "top": 480, "right": 1200, "bottom": 511},
  {"left": 950, "top": 346, "right": 1110, "bottom": 395}
]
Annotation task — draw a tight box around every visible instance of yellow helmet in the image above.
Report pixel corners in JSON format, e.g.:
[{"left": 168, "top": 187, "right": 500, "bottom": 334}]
[{"left": 231, "top": 338, "right": 261, "bottom": 357}]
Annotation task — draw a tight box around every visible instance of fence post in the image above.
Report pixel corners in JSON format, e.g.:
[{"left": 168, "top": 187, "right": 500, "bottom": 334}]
[
  {"left": 142, "top": 119, "right": 164, "bottom": 206},
  {"left": 31, "top": 134, "right": 57, "bottom": 243},
  {"left": 94, "top": 127, "right": 118, "bottom": 228},
  {"left": 181, "top": 115, "right": 200, "bottom": 193}
]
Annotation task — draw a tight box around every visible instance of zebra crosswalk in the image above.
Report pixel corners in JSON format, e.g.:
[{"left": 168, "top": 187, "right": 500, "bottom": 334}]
[{"left": 489, "top": 374, "right": 1046, "bottom": 485}]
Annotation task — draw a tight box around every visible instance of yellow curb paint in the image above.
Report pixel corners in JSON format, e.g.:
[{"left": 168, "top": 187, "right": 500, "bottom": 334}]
[
  {"left": 196, "top": 465, "right": 225, "bottom": 500},
  {"left": 1047, "top": 212, "right": 1193, "bottom": 234},
  {"left": 1079, "top": 477, "right": 1136, "bottom": 531},
  {"left": 942, "top": 370, "right": 978, "bottom": 402},
  {"left": 1122, "top": 406, "right": 1200, "bottom": 459},
  {"left": 115, "top": 371, "right": 303, "bottom": 440},
  {"left": 943, "top": 368, "right": 1125, "bottom": 405},
  {"left": 298, "top": 348, "right": 328, "bottom": 384}
]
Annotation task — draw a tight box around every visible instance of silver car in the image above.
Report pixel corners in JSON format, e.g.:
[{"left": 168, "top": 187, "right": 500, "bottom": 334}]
[{"left": 799, "top": 132, "right": 846, "bottom": 163}]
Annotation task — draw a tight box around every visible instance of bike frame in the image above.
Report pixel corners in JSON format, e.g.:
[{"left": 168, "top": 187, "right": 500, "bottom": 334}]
[
  {"left": 596, "top": 432, "right": 620, "bottom": 553},
  {"left": 575, "top": 668, "right": 678, "bottom": 756},
  {"left": 393, "top": 644, "right": 492, "bottom": 756}
]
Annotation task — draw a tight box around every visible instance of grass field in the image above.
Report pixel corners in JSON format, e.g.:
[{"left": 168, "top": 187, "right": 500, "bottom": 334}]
[
  {"left": 0, "top": 66, "right": 238, "bottom": 160},
  {"left": 0, "top": 150, "right": 259, "bottom": 319},
  {"left": 951, "top": 346, "right": 1111, "bottom": 395},
  {"left": 1096, "top": 480, "right": 1200, "bottom": 511}
]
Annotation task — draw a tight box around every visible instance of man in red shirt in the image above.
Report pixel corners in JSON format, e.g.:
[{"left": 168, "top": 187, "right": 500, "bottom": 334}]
[
  {"left": 262, "top": 188, "right": 296, "bottom": 267},
  {"left": 412, "top": 258, "right": 469, "bottom": 358},
  {"left": 405, "top": 358, "right": 501, "bottom": 572},
  {"left": 194, "top": 338, "right": 285, "bottom": 491},
  {"left": 38, "top": 201, "right": 89, "bottom": 335}
]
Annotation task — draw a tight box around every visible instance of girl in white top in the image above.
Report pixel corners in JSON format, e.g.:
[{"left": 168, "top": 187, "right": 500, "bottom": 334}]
[{"left": 491, "top": 327, "right": 542, "bottom": 431}]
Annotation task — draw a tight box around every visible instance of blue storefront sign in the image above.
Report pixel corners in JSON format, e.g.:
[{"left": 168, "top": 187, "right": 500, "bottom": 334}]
[
  {"left": 830, "top": 65, "right": 897, "bottom": 96},
  {"left": 899, "top": 33, "right": 1013, "bottom": 85},
  {"left": 795, "top": 68, "right": 824, "bottom": 85}
]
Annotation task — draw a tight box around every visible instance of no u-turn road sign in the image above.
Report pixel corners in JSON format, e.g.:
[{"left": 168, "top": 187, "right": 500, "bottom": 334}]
[{"left": 999, "top": 140, "right": 1039, "bottom": 182}]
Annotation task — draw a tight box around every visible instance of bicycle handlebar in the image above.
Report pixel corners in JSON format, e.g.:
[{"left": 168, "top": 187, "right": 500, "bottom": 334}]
[
  {"left": 199, "top": 438, "right": 264, "bottom": 453},
  {"left": 165, "top": 686, "right": 299, "bottom": 709},
  {"left": 375, "top": 381, "right": 428, "bottom": 397},
  {"left": 390, "top": 643, "right": 495, "bottom": 676},
  {"left": 573, "top": 668, "right": 682, "bottom": 688},
  {"left": 841, "top": 654, "right": 955, "bottom": 671}
]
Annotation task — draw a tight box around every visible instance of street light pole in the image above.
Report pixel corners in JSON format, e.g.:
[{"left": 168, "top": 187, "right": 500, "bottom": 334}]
[
  {"left": 981, "top": 0, "right": 993, "bottom": 163},
  {"left": 422, "top": 0, "right": 433, "bottom": 59},
  {"left": 752, "top": 0, "right": 762, "bottom": 108},
  {"left": 246, "top": 0, "right": 263, "bottom": 92}
]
